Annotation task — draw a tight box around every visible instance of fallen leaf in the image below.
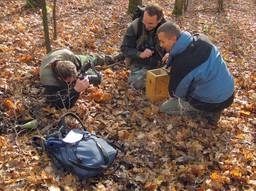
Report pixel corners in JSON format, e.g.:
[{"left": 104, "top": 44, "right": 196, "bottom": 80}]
[
  {"left": 240, "top": 110, "right": 251, "bottom": 116},
  {"left": 230, "top": 169, "right": 242, "bottom": 179},
  {"left": 100, "top": 92, "right": 113, "bottom": 101},
  {"left": 0, "top": 136, "right": 6, "bottom": 148},
  {"left": 104, "top": 68, "right": 114, "bottom": 75},
  {"left": 0, "top": 78, "right": 8, "bottom": 89},
  {"left": 3, "top": 99, "right": 16, "bottom": 110},
  {"left": 17, "top": 55, "right": 33, "bottom": 61}
]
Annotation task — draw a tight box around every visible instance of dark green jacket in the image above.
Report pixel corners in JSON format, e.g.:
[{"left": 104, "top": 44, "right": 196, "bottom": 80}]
[
  {"left": 40, "top": 48, "right": 95, "bottom": 109},
  {"left": 120, "top": 18, "right": 166, "bottom": 68}
]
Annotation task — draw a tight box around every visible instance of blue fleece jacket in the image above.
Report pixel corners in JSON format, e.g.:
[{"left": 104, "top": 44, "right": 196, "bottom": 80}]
[{"left": 167, "top": 31, "right": 234, "bottom": 103}]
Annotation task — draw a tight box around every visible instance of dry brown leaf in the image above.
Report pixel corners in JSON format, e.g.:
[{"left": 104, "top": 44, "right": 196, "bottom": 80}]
[
  {"left": 3, "top": 99, "right": 16, "bottom": 110},
  {"left": 144, "top": 182, "right": 158, "bottom": 191},
  {"left": 230, "top": 169, "right": 242, "bottom": 179},
  {"left": 17, "top": 55, "right": 33, "bottom": 61},
  {"left": 0, "top": 136, "right": 6, "bottom": 148},
  {"left": 104, "top": 47, "right": 117, "bottom": 54},
  {"left": 0, "top": 78, "right": 8, "bottom": 89},
  {"left": 32, "top": 67, "right": 40, "bottom": 76},
  {"left": 118, "top": 130, "right": 133, "bottom": 140},
  {"left": 240, "top": 110, "right": 251, "bottom": 116},
  {"left": 104, "top": 68, "right": 114, "bottom": 75},
  {"left": 190, "top": 164, "right": 205, "bottom": 177},
  {"left": 100, "top": 92, "right": 113, "bottom": 101}
]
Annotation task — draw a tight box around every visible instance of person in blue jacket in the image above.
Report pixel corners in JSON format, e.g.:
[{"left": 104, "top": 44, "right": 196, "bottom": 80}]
[{"left": 157, "top": 22, "right": 234, "bottom": 125}]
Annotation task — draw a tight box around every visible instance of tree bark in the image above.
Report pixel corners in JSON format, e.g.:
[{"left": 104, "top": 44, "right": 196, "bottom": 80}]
[
  {"left": 128, "top": 0, "right": 142, "bottom": 14},
  {"left": 173, "top": 0, "right": 190, "bottom": 16},
  {"left": 53, "top": 0, "right": 57, "bottom": 40},
  {"left": 26, "top": 0, "right": 41, "bottom": 9},
  {"left": 173, "top": 0, "right": 184, "bottom": 16},
  {"left": 41, "top": 0, "right": 51, "bottom": 53},
  {"left": 184, "top": 0, "right": 189, "bottom": 12},
  {"left": 218, "top": 0, "right": 224, "bottom": 12}
]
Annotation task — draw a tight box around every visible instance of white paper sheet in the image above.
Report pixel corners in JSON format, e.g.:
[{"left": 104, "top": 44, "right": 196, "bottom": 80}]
[{"left": 62, "top": 129, "right": 83, "bottom": 143}]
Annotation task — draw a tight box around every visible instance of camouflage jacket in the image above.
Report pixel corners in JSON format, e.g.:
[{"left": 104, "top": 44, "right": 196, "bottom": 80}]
[{"left": 40, "top": 48, "right": 95, "bottom": 109}]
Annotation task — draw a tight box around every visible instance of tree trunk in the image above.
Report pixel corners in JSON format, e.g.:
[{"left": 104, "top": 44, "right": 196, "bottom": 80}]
[
  {"left": 173, "top": 0, "right": 184, "bottom": 16},
  {"left": 184, "top": 0, "right": 189, "bottom": 12},
  {"left": 128, "top": 0, "right": 142, "bottom": 14},
  {"left": 173, "top": 0, "right": 190, "bottom": 16},
  {"left": 53, "top": 0, "right": 57, "bottom": 40},
  {"left": 218, "top": 0, "right": 224, "bottom": 12},
  {"left": 41, "top": 0, "right": 51, "bottom": 53},
  {"left": 26, "top": 0, "right": 41, "bottom": 9}
]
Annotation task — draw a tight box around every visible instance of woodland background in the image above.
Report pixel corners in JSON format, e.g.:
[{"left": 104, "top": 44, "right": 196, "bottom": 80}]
[{"left": 0, "top": 0, "right": 255, "bottom": 190}]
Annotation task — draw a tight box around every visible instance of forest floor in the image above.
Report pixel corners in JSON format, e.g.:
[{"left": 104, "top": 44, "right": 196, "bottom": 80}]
[{"left": 0, "top": 0, "right": 255, "bottom": 190}]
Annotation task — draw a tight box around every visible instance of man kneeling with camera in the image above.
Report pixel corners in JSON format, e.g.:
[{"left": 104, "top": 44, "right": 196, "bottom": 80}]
[{"left": 40, "top": 48, "right": 102, "bottom": 109}]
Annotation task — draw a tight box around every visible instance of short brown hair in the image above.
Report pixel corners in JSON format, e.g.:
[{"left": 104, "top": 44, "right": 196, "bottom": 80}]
[
  {"left": 55, "top": 60, "right": 77, "bottom": 80},
  {"left": 145, "top": 4, "right": 163, "bottom": 21},
  {"left": 157, "top": 21, "right": 181, "bottom": 38}
]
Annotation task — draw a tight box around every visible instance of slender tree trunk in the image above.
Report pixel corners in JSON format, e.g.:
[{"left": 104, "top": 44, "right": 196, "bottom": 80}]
[
  {"left": 184, "top": 0, "right": 189, "bottom": 12},
  {"left": 173, "top": 0, "right": 183, "bottom": 16},
  {"left": 41, "top": 0, "right": 51, "bottom": 53},
  {"left": 53, "top": 0, "right": 57, "bottom": 39},
  {"left": 218, "top": 0, "right": 224, "bottom": 12},
  {"left": 128, "top": 0, "right": 142, "bottom": 14},
  {"left": 26, "top": 0, "right": 41, "bottom": 9},
  {"left": 173, "top": 0, "right": 191, "bottom": 16}
]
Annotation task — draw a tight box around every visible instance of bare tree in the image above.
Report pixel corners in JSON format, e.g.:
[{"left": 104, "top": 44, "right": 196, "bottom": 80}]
[
  {"left": 128, "top": 0, "right": 142, "bottom": 14},
  {"left": 218, "top": 0, "right": 224, "bottom": 12},
  {"left": 53, "top": 0, "right": 57, "bottom": 39},
  {"left": 173, "top": 0, "right": 190, "bottom": 16},
  {"left": 26, "top": 0, "right": 41, "bottom": 9},
  {"left": 41, "top": 0, "right": 51, "bottom": 53}
]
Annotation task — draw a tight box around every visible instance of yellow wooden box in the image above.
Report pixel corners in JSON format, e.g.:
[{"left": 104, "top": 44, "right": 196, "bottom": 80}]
[{"left": 146, "top": 68, "right": 169, "bottom": 102}]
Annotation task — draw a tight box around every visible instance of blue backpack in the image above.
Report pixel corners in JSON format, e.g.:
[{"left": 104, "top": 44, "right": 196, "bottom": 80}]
[{"left": 33, "top": 112, "right": 120, "bottom": 179}]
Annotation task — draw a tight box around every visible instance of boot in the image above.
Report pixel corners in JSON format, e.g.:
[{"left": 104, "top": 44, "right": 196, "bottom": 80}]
[
  {"left": 95, "top": 55, "right": 105, "bottom": 66},
  {"left": 204, "top": 111, "right": 222, "bottom": 126},
  {"left": 104, "top": 53, "right": 125, "bottom": 65}
]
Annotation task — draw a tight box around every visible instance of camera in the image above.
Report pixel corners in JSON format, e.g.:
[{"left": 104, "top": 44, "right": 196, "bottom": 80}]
[{"left": 79, "top": 72, "right": 102, "bottom": 86}]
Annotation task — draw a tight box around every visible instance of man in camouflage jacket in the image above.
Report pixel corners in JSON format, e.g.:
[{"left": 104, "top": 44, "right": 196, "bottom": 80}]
[{"left": 40, "top": 48, "right": 101, "bottom": 109}]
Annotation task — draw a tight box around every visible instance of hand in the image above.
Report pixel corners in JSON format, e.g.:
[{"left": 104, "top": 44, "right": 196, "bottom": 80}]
[
  {"left": 139, "top": 48, "right": 154, "bottom": 59},
  {"left": 162, "top": 53, "right": 170, "bottom": 64},
  {"left": 74, "top": 77, "right": 90, "bottom": 93}
]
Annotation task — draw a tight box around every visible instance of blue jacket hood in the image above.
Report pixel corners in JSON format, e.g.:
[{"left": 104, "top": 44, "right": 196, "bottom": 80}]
[{"left": 167, "top": 31, "right": 193, "bottom": 67}]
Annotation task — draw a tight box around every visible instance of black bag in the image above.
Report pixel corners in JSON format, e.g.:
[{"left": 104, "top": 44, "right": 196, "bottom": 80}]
[
  {"left": 132, "top": 5, "right": 145, "bottom": 21},
  {"left": 33, "top": 112, "right": 121, "bottom": 179}
]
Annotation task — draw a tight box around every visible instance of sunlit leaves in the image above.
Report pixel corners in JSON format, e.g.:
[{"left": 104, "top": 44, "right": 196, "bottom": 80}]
[
  {"left": 87, "top": 88, "right": 113, "bottom": 102},
  {"left": 3, "top": 99, "right": 16, "bottom": 110}
]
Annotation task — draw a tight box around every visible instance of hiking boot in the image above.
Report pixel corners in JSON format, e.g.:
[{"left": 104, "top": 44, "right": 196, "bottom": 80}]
[
  {"left": 95, "top": 55, "right": 105, "bottom": 66},
  {"left": 104, "top": 55, "right": 115, "bottom": 65},
  {"left": 104, "top": 53, "right": 125, "bottom": 65},
  {"left": 113, "top": 53, "right": 125, "bottom": 62},
  {"left": 203, "top": 111, "right": 222, "bottom": 126}
]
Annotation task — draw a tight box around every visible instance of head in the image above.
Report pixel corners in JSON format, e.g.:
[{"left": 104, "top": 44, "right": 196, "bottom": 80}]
[
  {"left": 143, "top": 4, "right": 163, "bottom": 31},
  {"left": 157, "top": 22, "right": 181, "bottom": 52},
  {"left": 55, "top": 60, "right": 78, "bottom": 83}
]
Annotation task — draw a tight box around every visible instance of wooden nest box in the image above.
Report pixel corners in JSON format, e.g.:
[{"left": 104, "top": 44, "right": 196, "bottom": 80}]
[{"left": 146, "top": 68, "right": 169, "bottom": 102}]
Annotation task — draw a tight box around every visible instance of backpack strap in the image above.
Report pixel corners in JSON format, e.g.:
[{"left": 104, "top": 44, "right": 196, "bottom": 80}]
[
  {"left": 57, "top": 112, "right": 87, "bottom": 134},
  {"left": 137, "top": 18, "right": 143, "bottom": 40},
  {"left": 131, "top": 18, "right": 143, "bottom": 40},
  {"left": 105, "top": 139, "right": 125, "bottom": 153},
  {"left": 32, "top": 136, "right": 46, "bottom": 150}
]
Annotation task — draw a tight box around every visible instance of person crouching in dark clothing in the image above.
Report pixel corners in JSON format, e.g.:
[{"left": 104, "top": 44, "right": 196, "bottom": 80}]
[{"left": 157, "top": 22, "right": 234, "bottom": 125}]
